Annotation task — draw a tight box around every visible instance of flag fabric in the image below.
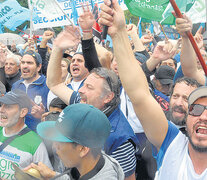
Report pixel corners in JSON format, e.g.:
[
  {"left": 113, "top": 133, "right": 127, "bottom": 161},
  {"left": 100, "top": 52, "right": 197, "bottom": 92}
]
[
  {"left": 0, "top": 0, "right": 33, "bottom": 31},
  {"left": 70, "top": 0, "right": 78, "bottom": 25},
  {"left": 186, "top": 0, "right": 206, "bottom": 23},
  {"left": 152, "top": 21, "right": 161, "bottom": 35},
  {"left": 138, "top": 17, "right": 142, "bottom": 38},
  {"left": 90, "top": 0, "right": 95, "bottom": 9},
  {"left": 149, "top": 23, "right": 154, "bottom": 33},
  {"left": 18, "top": 25, "right": 28, "bottom": 36},
  {"left": 30, "top": 0, "right": 65, "bottom": 20},
  {"left": 92, "top": 3, "right": 102, "bottom": 43},
  {"left": 124, "top": 0, "right": 196, "bottom": 24},
  {"left": 0, "top": 24, "right": 4, "bottom": 34},
  {"left": 162, "top": 0, "right": 196, "bottom": 23}
]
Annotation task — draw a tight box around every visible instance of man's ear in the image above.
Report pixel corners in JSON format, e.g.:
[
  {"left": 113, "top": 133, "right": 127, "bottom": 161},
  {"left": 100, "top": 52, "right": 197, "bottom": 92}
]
[
  {"left": 103, "top": 92, "right": 114, "bottom": 104},
  {"left": 79, "top": 146, "right": 90, "bottom": 158},
  {"left": 20, "top": 108, "right": 28, "bottom": 118},
  {"left": 37, "top": 64, "right": 42, "bottom": 73}
]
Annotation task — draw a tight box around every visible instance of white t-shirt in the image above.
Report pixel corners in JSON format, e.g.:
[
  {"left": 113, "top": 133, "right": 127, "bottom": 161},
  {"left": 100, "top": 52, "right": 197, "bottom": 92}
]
[
  {"left": 120, "top": 88, "right": 144, "bottom": 133},
  {"left": 154, "top": 122, "right": 207, "bottom": 180}
]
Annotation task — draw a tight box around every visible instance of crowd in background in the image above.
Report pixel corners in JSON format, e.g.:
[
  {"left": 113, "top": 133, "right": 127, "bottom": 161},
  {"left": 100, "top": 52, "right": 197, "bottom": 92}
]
[{"left": 0, "top": 0, "right": 207, "bottom": 179}]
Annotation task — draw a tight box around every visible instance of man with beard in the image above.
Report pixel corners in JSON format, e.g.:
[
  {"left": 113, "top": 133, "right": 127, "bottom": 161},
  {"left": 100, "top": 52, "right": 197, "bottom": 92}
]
[
  {"left": 12, "top": 50, "right": 49, "bottom": 131},
  {"left": 98, "top": 0, "right": 207, "bottom": 179},
  {"left": 0, "top": 89, "right": 52, "bottom": 179},
  {"left": 167, "top": 77, "right": 201, "bottom": 134}
]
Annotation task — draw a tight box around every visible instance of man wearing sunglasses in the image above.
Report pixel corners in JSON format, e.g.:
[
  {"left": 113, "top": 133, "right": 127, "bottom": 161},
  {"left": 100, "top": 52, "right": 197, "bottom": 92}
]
[{"left": 98, "top": 0, "right": 207, "bottom": 179}]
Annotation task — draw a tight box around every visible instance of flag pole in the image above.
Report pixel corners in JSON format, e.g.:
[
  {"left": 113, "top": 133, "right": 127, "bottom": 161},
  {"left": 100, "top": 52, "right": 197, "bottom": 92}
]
[
  {"left": 158, "top": 22, "right": 168, "bottom": 41},
  {"left": 29, "top": 0, "right": 34, "bottom": 38},
  {"left": 169, "top": 0, "right": 207, "bottom": 76},
  {"left": 52, "top": 0, "right": 75, "bottom": 27},
  {"left": 205, "top": 0, "right": 207, "bottom": 31}
]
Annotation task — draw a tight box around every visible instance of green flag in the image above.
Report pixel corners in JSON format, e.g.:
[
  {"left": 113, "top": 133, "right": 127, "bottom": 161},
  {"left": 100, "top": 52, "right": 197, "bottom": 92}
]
[{"left": 124, "top": 0, "right": 196, "bottom": 24}]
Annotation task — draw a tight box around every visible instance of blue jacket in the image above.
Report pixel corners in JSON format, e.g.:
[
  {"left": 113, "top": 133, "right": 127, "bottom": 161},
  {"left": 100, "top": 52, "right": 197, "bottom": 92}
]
[
  {"left": 12, "top": 75, "right": 49, "bottom": 131},
  {"left": 104, "top": 107, "right": 139, "bottom": 155}
]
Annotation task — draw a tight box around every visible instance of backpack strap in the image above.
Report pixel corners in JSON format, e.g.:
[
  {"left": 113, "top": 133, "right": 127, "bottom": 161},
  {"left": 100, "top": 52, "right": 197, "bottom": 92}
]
[{"left": 0, "top": 127, "right": 31, "bottom": 153}]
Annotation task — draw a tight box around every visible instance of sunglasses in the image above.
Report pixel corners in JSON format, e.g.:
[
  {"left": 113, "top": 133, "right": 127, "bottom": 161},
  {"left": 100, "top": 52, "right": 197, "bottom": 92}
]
[{"left": 189, "top": 104, "right": 207, "bottom": 116}]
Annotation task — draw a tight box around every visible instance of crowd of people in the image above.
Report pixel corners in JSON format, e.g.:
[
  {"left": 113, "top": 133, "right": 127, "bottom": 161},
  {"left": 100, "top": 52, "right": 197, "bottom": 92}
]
[{"left": 0, "top": 0, "right": 207, "bottom": 179}]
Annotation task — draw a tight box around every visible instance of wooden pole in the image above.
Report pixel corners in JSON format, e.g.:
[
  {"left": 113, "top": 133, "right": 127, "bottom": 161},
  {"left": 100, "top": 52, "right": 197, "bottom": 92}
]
[{"left": 158, "top": 22, "right": 168, "bottom": 41}]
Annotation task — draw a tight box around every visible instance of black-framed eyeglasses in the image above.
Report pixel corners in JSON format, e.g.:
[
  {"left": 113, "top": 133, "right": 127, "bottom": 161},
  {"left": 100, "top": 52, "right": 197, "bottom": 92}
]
[{"left": 189, "top": 104, "right": 207, "bottom": 116}]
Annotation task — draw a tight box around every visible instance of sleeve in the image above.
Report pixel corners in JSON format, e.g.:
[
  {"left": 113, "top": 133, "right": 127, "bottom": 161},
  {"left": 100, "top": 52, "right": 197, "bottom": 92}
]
[
  {"left": 54, "top": 172, "right": 71, "bottom": 180},
  {"left": 81, "top": 38, "right": 102, "bottom": 72},
  {"left": 152, "top": 121, "right": 179, "bottom": 170},
  {"left": 33, "top": 142, "right": 53, "bottom": 170},
  {"left": 69, "top": 91, "right": 81, "bottom": 105},
  {"left": 173, "top": 65, "right": 184, "bottom": 83},
  {"left": 110, "top": 141, "right": 136, "bottom": 177},
  {"left": 0, "top": 67, "right": 6, "bottom": 85},
  {"left": 141, "top": 61, "right": 156, "bottom": 78},
  {"left": 134, "top": 49, "right": 150, "bottom": 59},
  {"left": 37, "top": 45, "right": 48, "bottom": 76}
]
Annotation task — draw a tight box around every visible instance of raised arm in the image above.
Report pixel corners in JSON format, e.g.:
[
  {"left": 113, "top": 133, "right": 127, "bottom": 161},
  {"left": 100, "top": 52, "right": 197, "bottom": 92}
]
[
  {"left": 79, "top": 4, "right": 101, "bottom": 71},
  {"left": 99, "top": 0, "right": 168, "bottom": 150},
  {"left": 176, "top": 14, "right": 205, "bottom": 85},
  {"left": 46, "top": 26, "right": 81, "bottom": 105},
  {"left": 146, "top": 41, "right": 177, "bottom": 72},
  {"left": 126, "top": 24, "right": 146, "bottom": 52}
]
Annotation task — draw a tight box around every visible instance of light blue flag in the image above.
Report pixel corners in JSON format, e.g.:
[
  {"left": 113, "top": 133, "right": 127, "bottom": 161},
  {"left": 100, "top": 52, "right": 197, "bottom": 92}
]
[
  {"left": 90, "top": 0, "right": 94, "bottom": 10},
  {"left": 0, "top": 0, "right": 35, "bottom": 31},
  {"left": 70, "top": 0, "right": 78, "bottom": 25},
  {"left": 0, "top": 24, "right": 4, "bottom": 34},
  {"left": 138, "top": 18, "right": 142, "bottom": 38},
  {"left": 149, "top": 23, "right": 154, "bottom": 34}
]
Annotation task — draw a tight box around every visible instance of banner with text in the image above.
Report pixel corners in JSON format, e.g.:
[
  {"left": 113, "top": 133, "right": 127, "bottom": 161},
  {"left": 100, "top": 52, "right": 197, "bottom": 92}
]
[
  {"left": 186, "top": 0, "right": 206, "bottom": 23},
  {"left": 30, "top": 0, "right": 127, "bottom": 30},
  {"left": 0, "top": 0, "right": 31, "bottom": 31}
]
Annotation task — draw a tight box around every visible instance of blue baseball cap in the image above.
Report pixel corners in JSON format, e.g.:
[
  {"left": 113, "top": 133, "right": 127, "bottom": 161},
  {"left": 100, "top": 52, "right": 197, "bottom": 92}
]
[
  {"left": 0, "top": 89, "right": 31, "bottom": 109},
  {"left": 24, "top": 50, "right": 42, "bottom": 64},
  {"left": 37, "top": 104, "right": 111, "bottom": 148}
]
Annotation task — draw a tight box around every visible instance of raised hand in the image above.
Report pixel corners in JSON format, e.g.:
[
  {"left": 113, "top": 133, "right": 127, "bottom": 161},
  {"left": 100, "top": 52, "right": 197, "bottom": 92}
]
[
  {"left": 79, "top": 3, "right": 95, "bottom": 32},
  {"left": 0, "top": 43, "right": 9, "bottom": 67},
  {"left": 31, "top": 102, "right": 45, "bottom": 119},
  {"left": 174, "top": 13, "right": 192, "bottom": 38},
  {"left": 42, "top": 30, "right": 54, "bottom": 41},
  {"left": 194, "top": 27, "right": 204, "bottom": 49},
  {"left": 53, "top": 25, "right": 81, "bottom": 50},
  {"left": 126, "top": 24, "right": 138, "bottom": 37},
  {"left": 152, "top": 40, "right": 176, "bottom": 61},
  {"left": 99, "top": 0, "right": 126, "bottom": 38}
]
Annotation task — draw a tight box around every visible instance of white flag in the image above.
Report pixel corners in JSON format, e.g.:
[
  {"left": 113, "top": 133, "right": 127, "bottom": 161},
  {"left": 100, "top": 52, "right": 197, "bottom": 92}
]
[
  {"left": 186, "top": 0, "right": 206, "bottom": 23},
  {"left": 29, "top": 0, "right": 65, "bottom": 20}
]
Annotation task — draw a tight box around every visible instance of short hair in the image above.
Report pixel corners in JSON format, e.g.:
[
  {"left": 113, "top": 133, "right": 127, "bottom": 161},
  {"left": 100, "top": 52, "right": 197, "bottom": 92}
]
[
  {"left": 71, "top": 142, "right": 101, "bottom": 158},
  {"left": 49, "top": 97, "right": 67, "bottom": 110},
  {"left": 169, "top": 77, "right": 201, "bottom": 97},
  {"left": 90, "top": 67, "right": 120, "bottom": 108},
  {"left": 159, "top": 58, "right": 177, "bottom": 69},
  {"left": 6, "top": 54, "right": 21, "bottom": 66}
]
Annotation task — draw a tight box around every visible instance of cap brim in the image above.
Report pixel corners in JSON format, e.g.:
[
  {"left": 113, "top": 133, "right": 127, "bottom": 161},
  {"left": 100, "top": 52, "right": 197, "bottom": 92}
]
[
  {"left": 159, "top": 79, "right": 173, "bottom": 85},
  {"left": 188, "top": 86, "right": 207, "bottom": 105},
  {"left": 63, "top": 53, "right": 72, "bottom": 58},
  {"left": 37, "top": 121, "right": 73, "bottom": 143}
]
